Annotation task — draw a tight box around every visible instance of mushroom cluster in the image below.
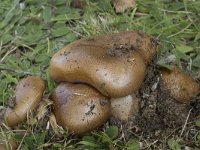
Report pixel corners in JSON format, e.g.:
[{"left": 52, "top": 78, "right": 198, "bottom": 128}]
[
  {"left": 49, "top": 30, "right": 158, "bottom": 134},
  {"left": 1, "top": 30, "right": 199, "bottom": 149}
]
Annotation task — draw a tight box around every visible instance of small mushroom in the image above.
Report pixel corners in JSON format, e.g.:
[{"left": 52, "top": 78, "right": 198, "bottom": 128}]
[
  {"left": 50, "top": 83, "right": 110, "bottom": 135},
  {"left": 4, "top": 76, "right": 45, "bottom": 127},
  {"left": 160, "top": 67, "right": 200, "bottom": 103},
  {"left": 0, "top": 138, "right": 18, "bottom": 150},
  {"left": 111, "top": 94, "right": 139, "bottom": 122},
  {"left": 112, "top": 0, "right": 136, "bottom": 13},
  {"left": 49, "top": 31, "right": 157, "bottom": 97}
]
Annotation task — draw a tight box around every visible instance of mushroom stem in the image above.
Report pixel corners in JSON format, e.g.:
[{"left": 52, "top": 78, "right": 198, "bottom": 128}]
[{"left": 111, "top": 94, "right": 139, "bottom": 122}]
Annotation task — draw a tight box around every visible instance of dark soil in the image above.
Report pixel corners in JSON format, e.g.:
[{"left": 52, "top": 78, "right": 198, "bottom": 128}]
[
  {"left": 106, "top": 43, "right": 139, "bottom": 57},
  {"left": 110, "top": 59, "right": 200, "bottom": 148}
]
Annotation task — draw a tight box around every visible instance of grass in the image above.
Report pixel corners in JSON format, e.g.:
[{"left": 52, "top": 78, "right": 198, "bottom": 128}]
[{"left": 0, "top": 0, "right": 200, "bottom": 149}]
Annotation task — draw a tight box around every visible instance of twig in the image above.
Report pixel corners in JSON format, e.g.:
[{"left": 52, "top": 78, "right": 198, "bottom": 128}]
[
  {"left": 167, "top": 23, "right": 192, "bottom": 38},
  {"left": 17, "top": 131, "right": 27, "bottom": 150},
  {"left": 0, "top": 47, "right": 17, "bottom": 63},
  {"left": 158, "top": 8, "right": 193, "bottom": 14},
  {"left": 0, "top": 66, "right": 40, "bottom": 76},
  {"left": 141, "top": 140, "right": 159, "bottom": 150},
  {"left": 180, "top": 108, "right": 192, "bottom": 137},
  {"left": 135, "top": 12, "right": 148, "bottom": 17}
]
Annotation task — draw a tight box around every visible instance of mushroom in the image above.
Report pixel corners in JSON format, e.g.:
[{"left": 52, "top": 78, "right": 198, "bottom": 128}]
[
  {"left": 160, "top": 67, "right": 200, "bottom": 103},
  {"left": 111, "top": 94, "right": 139, "bottom": 122},
  {"left": 0, "top": 137, "right": 18, "bottom": 150},
  {"left": 50, "top": 82, "right": 110, "bottom": 135},
  {"left": 112, "top": 0, "right": 136, "bottom": 13},
  {"left": 4, "top": 76, "right": 45, "bottom": 127},
  {"left": 49, "top": 31, "right": 157, "bottom": 97}
]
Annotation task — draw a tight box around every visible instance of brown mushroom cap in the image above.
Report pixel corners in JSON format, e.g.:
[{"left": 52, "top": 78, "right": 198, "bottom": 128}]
[
  {"left": 0, "top": 138, "right": 18, "bottom": 150},
  {"left": 50, "top": 83, "right": 111, "bottom": 135},
  {"left": 49, "top": 31, "right": 156, "bottom": 97},
  {"left": 160, "top": 67, "right": 200, "bottom": 103},
  {"left": 111, "top": 94, "right": 139, "bottom": 122},
  {"left": 112, "top": 0, "right": 136, "bottom": 13},
  {"left": 4, "top": 76, "right": 45, "bottom": 127}
]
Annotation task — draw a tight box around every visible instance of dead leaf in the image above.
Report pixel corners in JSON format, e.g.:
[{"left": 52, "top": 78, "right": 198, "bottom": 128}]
[
  {"left": 35, "top": 101, "right": 48, "bottom": 121},
  {"left": 49, "top": 113, "right": 65, "bottom": 138},
  {"left": 112, "top": 0, "right": 136, "bottom": 13}
]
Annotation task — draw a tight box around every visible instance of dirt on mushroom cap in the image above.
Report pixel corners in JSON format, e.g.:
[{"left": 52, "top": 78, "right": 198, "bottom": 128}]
[
  {"left": 50, "top": 82, "right": 111, "bottom": 135},
  {"left": 49, "top": 31, "right": 157, "bottom": 98},
  {"left": 4, "top": 76, "right": 45, "bottom": 127}
]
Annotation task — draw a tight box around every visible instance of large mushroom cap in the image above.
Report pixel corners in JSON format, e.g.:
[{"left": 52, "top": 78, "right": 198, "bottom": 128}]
[
  {"left": 49, "top": 31, "right": 157, "bottom": 97},
  {"left": 50, "top": 83, "right": 111, "bottom": 135},
  {"left": 160, "top": 67, "right": 200, "bottom": 103},
  {"left": 4, "top": 76, "right": 45, "bottom": 127}
]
